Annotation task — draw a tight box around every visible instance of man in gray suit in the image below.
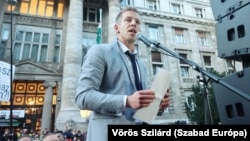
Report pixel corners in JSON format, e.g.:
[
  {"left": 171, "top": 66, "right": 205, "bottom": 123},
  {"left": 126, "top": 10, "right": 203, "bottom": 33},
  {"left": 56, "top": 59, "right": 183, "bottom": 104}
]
[{"left": 75, "top": 6, "right": 171, "bottom": 141}]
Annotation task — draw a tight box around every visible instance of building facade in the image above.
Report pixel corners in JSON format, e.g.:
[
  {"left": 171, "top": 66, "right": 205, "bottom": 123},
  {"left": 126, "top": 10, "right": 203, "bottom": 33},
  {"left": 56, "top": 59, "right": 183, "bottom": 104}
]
[{"left": 0, "top": 0, "right": 243, "bottom": 135}]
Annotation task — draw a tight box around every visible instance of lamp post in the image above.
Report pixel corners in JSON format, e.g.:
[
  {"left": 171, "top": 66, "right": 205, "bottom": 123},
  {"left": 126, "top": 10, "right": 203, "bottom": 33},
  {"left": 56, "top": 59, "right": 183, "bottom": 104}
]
[
  {"left": 80, "top": 110, "right": 91, "bottom": 130},
  {"left": 7, "top": 0, "right": 17, "bottom": 140}
]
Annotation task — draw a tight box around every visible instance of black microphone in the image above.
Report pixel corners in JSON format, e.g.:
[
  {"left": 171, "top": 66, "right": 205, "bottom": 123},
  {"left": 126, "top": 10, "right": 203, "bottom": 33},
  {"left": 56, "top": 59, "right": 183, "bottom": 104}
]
[{"left": 136, "top": 32, "right": 156, "bottom": 49}]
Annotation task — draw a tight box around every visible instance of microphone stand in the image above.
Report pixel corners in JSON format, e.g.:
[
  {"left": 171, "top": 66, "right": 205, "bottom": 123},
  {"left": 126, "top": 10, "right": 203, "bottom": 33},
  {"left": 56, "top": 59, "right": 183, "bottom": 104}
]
[{"left": 148, "top": 41, "right": 250, "bottom": 125}]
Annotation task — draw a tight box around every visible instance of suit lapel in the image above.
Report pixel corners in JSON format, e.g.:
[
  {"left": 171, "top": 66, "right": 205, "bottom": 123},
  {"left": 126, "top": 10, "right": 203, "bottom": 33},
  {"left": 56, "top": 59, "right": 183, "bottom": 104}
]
[{"left": 115, "top": 42, "right": 137, "bottom": 90}]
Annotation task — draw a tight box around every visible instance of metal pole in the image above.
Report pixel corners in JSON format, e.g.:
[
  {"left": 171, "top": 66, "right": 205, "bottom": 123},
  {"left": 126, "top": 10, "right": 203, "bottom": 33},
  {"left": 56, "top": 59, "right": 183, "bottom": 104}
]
[{"left": 7, "top": 0, "right": 17, "bottom": 140}]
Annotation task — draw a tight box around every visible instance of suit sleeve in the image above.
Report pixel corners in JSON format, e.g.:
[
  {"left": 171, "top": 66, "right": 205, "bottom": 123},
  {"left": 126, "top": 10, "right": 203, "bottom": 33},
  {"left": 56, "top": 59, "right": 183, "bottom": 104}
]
[{"left": 75, "top": 44, "right": 125, "bottom": 116}]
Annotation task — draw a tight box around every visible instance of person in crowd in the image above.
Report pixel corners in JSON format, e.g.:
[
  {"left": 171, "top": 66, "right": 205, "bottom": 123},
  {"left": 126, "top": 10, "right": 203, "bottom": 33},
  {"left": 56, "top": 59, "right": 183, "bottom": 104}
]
[
  {"left": 21, "top": 129, "right": 28, "bottom": 137},
  {"left": 55, "top": 130, "right": 65, "bottom": 141},
  {"left": 42, "top": 128, "right": 49, "bottom": 139},
  {"left": 18, "top": 135, "right": 33, "bottom": 141},
  {"left": 33, "top": 134, "right": 40, "bottom": 141},
  {"left": 72, "top": 130, "right": 83, "bottom": 141},
  {"left": 0, "top": 129, "right": 9, "bottom": 141},
  {"left": 16, "top": 129, "right": 22, "bottom": 139},
  {"left": 75, "top": 6, "right": 171, "bottom": 141},
  {"left": 42, "top": 133, "right": 59, "bottom": 141},
  {"left": 63, "top": 128, "right": 73, "bottom": 141}
]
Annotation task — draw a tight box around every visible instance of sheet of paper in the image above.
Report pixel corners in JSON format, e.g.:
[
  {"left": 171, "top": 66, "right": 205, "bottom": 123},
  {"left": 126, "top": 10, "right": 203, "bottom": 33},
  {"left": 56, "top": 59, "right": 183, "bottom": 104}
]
[
  {"left": 133, "top": 68, "right": 171, "bottom": 124},
  {"left": 0, "top": 61, "right": 15, "bottom": 102}
]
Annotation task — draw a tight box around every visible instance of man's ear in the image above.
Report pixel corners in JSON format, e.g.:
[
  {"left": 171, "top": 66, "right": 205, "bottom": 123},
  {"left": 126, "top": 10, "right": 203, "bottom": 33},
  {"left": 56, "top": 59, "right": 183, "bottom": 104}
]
[{"left": 114, "top": 24, "right": 119, "bottom": 33}]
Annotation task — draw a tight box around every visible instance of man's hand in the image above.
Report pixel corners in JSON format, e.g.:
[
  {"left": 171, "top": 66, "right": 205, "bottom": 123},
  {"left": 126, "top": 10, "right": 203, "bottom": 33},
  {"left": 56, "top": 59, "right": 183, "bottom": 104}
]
[
  {"left": 126, "top": 90, "right": 155, "bottom": 109},
  {"left": 159, "top": 88, "right": 171, "bottom": 110}
]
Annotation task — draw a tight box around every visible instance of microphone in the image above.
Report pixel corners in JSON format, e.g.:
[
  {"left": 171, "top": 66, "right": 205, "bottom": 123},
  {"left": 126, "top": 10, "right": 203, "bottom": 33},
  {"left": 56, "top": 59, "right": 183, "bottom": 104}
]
[{"left": 136, "top": 32, "right": 156, "bottom": 49}]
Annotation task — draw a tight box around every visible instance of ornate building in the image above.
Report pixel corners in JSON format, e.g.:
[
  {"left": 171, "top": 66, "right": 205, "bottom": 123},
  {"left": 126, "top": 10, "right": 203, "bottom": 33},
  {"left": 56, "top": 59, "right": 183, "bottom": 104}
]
[{"left": 0, "top": 0, "right": 243, "bottom": 135}]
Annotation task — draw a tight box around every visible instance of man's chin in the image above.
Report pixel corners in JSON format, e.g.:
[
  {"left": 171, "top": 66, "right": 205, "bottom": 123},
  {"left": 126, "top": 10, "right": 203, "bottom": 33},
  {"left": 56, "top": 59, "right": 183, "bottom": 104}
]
[{"left": 127, "top": 38, "right": 136, "bottom": 44}]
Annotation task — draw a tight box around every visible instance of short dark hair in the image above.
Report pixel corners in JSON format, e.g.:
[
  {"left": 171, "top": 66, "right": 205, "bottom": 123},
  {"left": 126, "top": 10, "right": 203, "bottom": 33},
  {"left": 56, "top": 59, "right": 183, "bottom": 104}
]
[{"left": 115, "top": 6, "right": 140, "bottom": 23}]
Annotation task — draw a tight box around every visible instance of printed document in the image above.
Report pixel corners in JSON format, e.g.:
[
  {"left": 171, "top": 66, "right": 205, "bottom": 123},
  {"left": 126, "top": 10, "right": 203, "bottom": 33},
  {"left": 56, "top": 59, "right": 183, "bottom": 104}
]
[{"left": 133, "top": 68, "right": 171, "bottom": 124}]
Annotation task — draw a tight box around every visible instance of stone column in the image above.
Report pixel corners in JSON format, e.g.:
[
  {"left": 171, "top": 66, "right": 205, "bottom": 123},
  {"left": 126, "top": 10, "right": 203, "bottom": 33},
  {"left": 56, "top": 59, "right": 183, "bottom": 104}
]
[
  {"left": 108, "top": 0, "right": 121, "bottom": 42},
  {"left": 55, "top": 0, "right": 85, "bottom": 130},
  {"left": 55, "top": 81, "right": 62, "bottom": 121},
  {"left": 48, "top": 28, "right": 56, "bottom": 62},
  {"left": 41, "top": 81, "right": 56, "bottom": 134}
]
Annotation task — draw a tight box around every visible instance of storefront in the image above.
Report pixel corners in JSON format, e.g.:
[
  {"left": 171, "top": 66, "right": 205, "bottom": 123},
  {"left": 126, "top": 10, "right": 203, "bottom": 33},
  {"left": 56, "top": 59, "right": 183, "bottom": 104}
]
[{"left": 0, "top": 81, "right": 57, "bottom": 134}]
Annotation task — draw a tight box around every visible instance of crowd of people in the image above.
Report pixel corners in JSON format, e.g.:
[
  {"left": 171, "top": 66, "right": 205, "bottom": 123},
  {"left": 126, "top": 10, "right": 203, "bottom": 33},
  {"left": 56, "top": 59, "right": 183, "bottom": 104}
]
[{"left": 0, "top": 127, "right": 87, "bottom": 141}]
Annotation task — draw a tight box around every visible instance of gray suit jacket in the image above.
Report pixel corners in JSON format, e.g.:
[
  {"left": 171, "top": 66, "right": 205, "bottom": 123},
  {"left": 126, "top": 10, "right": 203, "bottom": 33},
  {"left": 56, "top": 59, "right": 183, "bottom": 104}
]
[{"left": 75, "top": 39, "right": 148, "bottom": 141}]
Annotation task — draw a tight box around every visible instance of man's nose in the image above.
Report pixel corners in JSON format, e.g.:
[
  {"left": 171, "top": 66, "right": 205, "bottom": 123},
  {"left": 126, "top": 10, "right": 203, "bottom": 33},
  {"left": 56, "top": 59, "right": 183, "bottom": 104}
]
[{"left": 130, "top": 20, "right": 136, "bottom": 26}]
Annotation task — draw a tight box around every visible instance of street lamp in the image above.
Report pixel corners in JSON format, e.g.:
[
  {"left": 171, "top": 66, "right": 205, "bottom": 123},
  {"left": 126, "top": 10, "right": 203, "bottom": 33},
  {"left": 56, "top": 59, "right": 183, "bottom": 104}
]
[
  {"left": 80, "top": 110, "right": 91, "bottom": 131},
  {"left": 80, "top": 110, "right": 91, "bottom": 122},
  {"left": 6, "top": 0, "right": 17, "bottom": 140}
]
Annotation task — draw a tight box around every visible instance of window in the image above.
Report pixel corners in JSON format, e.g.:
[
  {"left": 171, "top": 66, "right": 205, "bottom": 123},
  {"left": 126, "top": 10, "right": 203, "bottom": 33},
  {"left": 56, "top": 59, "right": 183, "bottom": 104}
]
[
  {"left": 83, "top": 7, "right": 100, "bottom": 22},
  {"left": 198, "top": 31, "right": 208, "bottom": 46},
  {"left": 179, "top": 53, "right": 187, "bottom": 65},
  {"left": 82, "top": 32, "right": 96, "bottom": 49},
  {"left": 57, "top": 0, "right": 65, "bottom": 18},
  {"left": 13, "top": 30, "right": 49, "bottom": 62},
  {"left": 151, "top": 51, "right": 163, "bottom": 75},
  {"left": 0, "top": 28, "right": 10, "bottom": 60},
  {"left": 82, "top": 37, "right": 95, "bottom": 49},
  {"left": 175, "top": 28, "right": 185, "bottom": 44},
  {"left": 194, "top": 7, "right": 204, "bottom": 18},
  {"left": 121, "top": 0, "right": 134, "bottom": 6},
  {"left": 13, "top": 0, "right": 65, "bottom": 18},
  {"left": 151, "top": 51, "right": 161, "bottom": 62},
  {"left": 7, "top": 5, "right": 16, "bottom": 11},
  {"left": 149, "top": 26, "right": 159, "bottom": 41},
  {"left": 203, "top": 56, "right": 211, "bottom": 66},
  {"left": 147, "top": 0, "right": 159, "bottom": 10},
  {"left": 180, "top": 66, "right": 190, "bottom": 77},
  {"left": 82, "top": 36, "right": 95, "bottom": 62},
  {"left": 53, "top": 34, "right": 61, "bottom": 62},
  {"left": 203, "top": 55, "right": 213, "bottom": 71},
  {"left": 2, "top": 29, "right": 10, "bottom": 41},
  {"left": 179, "top": 53, "right": 190, "bottom": 77},
  {"left": 171, "top": 3, "right": 182, "bottom": 14}
]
